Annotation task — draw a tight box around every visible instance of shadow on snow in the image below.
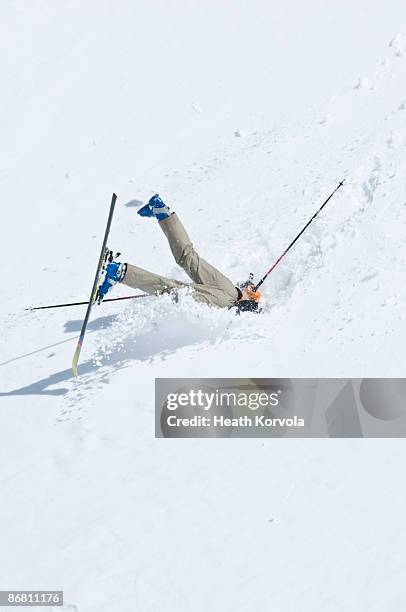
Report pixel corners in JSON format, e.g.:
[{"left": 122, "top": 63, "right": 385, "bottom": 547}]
[{"left": 0, "top": 311, "right": 221, "bottom": 398}]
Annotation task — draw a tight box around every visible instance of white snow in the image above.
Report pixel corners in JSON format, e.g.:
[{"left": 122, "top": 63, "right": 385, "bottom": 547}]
[{"left": 1, "top": 1, "right": 406, "bottom": 610}]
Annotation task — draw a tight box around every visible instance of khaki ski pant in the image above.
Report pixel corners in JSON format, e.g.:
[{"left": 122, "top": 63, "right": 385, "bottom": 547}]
[{"left": 122, "top": 213, "right": 238, "bottom": 308}]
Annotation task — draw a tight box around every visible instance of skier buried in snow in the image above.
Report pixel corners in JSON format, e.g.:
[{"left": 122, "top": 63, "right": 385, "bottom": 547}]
[{"left": 98, "top": 195, "right": 263, "bottom": 312}]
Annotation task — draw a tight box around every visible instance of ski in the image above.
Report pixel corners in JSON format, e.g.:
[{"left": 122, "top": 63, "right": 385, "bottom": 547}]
[{"left": 72, "top": 193, "right": 117, "bottom": 377}]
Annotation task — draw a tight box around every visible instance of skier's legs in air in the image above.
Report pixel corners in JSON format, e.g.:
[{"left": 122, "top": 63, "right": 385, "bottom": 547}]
[{"left": 98, "top": 195, "right": 262, "bottom": 311}]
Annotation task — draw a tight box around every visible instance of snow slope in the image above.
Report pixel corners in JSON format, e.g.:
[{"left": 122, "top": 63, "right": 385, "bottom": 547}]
[{"left": 1, "top": 2, "right": 406, "bottom": 610}]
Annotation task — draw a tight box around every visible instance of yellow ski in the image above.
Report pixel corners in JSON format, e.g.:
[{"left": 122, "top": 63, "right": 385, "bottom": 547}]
[{"left": 72, "top": 193, "right": 117, "bottom": 376}]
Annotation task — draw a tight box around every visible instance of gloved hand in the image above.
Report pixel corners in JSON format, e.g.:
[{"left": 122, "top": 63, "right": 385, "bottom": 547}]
[{"left": 246, "top": 285, "right": 262, "bottom": 302}]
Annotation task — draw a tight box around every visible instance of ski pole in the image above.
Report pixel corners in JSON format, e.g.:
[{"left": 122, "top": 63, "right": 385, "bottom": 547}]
[
  {"left": 254, "top": 180, "right": 345, "bottom": 291},
  {"left": 26, "top": 293, "right": 151, "bottom": 311}
]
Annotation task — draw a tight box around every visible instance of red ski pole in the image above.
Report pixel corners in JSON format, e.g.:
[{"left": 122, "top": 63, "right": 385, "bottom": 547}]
[{"left": 254, "top": 180, "right": 345, "bottom": 291}]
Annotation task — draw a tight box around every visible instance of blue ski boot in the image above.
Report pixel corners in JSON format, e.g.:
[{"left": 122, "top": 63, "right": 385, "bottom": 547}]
[
  {"left": 97, "top": 260, "right": 126, "bottom": 302},
  {"left": 137, "top": 194, "right": 171, "bottom": 221}
]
